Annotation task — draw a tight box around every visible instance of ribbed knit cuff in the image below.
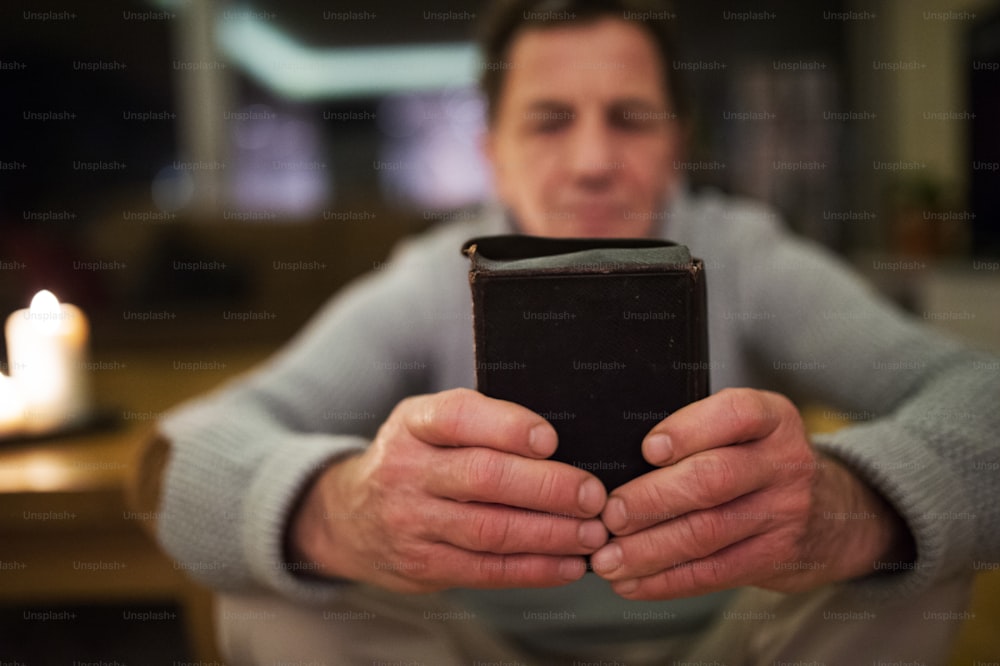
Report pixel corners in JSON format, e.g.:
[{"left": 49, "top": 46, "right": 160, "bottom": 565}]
[
  {"left": 812, "top": 419, "right": 976, "bottom": 603},
  {"left": 243, "top": 433, "right": 368, "bottom": 603}
]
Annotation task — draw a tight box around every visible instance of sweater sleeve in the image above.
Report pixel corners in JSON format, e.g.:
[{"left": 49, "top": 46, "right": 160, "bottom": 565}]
[
  {"left": 730, "top": 210, "right": 1000, "bottom": 601},
  {"left": 155, "top": 237, "right": 443, "bottom": 602}
]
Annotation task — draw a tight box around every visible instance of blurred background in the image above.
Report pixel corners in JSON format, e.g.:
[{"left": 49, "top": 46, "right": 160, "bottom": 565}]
[{"left": 1, "top": 0, "right": 998, "bottom": 663}]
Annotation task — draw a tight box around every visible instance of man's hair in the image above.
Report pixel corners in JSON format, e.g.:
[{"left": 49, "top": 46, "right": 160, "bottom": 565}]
[{"left": 477, "top": 0, "right": 687, "bottom": 124}]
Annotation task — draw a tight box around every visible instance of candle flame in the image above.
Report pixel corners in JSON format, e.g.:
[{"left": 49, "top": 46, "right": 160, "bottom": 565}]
[{"left": 28, "top": 289, "right": 62, "bottom": 334}]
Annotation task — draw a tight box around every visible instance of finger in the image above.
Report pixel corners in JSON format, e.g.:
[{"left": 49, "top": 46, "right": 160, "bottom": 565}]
[
  {"left": 387, "top": 545, "right": 589, "bottom": 591},
  {"left": 592, "top": 493, "right": 773, "bottom": 581},
  {"left": 418, "top": 499, "right": 608, "bottom": 555},
  {"left": 424, "top": 447, "right": 607, "bottom": 518},
  {"left": 642, "top": 388, "right": 793, "bottom": 466},
  {"left": 403, "top": 388, "right": 558, "bottom": 458},
  {"left": 603, "top": 442, "right": 771, "bottom": 535},
  {"left": 607, "top": 533, "right": 776, "bottom": 601}
]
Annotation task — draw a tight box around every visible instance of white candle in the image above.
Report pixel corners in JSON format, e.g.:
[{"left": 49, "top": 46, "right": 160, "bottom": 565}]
[
  {"left": 0, "top": 373, "right": 26, "bottom": 437},
  {"left": 5, "top": 290, "right": 92, "bottom": 435}
]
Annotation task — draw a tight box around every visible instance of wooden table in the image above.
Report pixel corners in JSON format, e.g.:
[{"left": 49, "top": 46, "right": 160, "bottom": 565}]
[{"left": 0, "top": 345, "right": 272, "bottom": 660}]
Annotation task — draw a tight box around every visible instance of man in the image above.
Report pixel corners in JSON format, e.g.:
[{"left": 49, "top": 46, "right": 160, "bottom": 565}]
[{"left": 145, "top": 1, "right": 999, "bottom": 664}]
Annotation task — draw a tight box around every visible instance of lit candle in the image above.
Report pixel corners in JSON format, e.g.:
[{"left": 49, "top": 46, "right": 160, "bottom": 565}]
[
  {"left": 0, "top": 373, "right": 26, "bottom": 437},
  {"left": 5, "top": 290, "right": 92, "bottom": 435}
]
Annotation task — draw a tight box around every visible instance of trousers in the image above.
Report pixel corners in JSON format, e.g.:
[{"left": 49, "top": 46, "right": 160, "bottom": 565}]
[{"left": 215, "top": 573, "right": 973, "bottom": 666}]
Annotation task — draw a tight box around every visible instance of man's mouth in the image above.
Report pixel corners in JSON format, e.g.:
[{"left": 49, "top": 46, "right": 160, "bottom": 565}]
[{"left": 562, "top": 201, "right": 623, "bottom": 222}]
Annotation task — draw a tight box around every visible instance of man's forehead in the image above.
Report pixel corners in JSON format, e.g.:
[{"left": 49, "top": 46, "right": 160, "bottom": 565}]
[{"left": 501, "top": 18, "right": 667, "bottom": 102}]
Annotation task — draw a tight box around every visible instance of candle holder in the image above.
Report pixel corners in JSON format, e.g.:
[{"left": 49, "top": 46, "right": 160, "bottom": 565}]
[{"left": 0, "top": 407, "right": 120, "bottom": 445}]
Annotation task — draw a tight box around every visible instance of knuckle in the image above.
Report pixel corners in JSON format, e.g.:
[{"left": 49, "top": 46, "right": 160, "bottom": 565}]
[
  {"left": 402, "top": 398, "right": 438, "bottom": 441},
  {"left": 371, "top": 447, "right": 411, "bottom": 487},
  {"left": 464, "top": 448, "right": 506, "bottom": 494},
  {"left": 628, "top": 528, "right": 665, "bottom": 572},
  {"left": 687, "top": 510, "right": 725, "bottom": 553},
  {"left": 672, "top": 516, "right": 702, "bottom": 560},
  {"left": 404, "top": 388, "right": 476, "bottom": 445},
  {"left": 436, "top": 388, "right": 475, "bottom": 427},
  {"left": 719, "top": 388, "right": 777, "bottom": 436},
  {"left": 689, "top": 454, "right": 734, "bottom": 504},
  {"left": 671, "top": 559, "right": 702, "bottom": 593},
  {"left": 719, "top": 387, "right": 757, "bottom": 422},
  {"left": 447, "top": 386, "right": 478, "bottom": 401},
  {"left": 396, "top": 395, "right": 430, "bottom": 432},
  {"left": 372, "top": 417, "right": 403, "bottom": 454},
  {"left": 772, "top": 527, "right": 804, "bottom": 560},
  {"left": 475, "top": 512, "right": 514, "bottom": 551},
  {"left": 535, "top": 466, "right": 567, "bottom": 509},
  {"left": 536, "top": 517, "right": 561, "bottom": 548},
  {"left": 404, "top": 549, "right": 439, "bottom": 586},
  {"left": 477, "top": 553, "right": 518, "bottom": 585},
  {"left": 381, "top": 499, "right": 414, "bottom": 535},
  {"left": 690, "top": 557, "right": 726, "bottom": 589},
  {"left": 637, "top": 478, "right": 673, "bottom": 517}
]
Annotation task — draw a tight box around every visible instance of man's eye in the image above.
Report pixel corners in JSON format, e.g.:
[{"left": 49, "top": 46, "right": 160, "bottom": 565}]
[
  {"left": 612, "top": 109, "right": 664, "bottom": 131},
  {"left": 525, "top": 110, "right": 574, "bottom": 134},
  {"left": 534, "top": 119, "right": 568, "bottom": 133}
]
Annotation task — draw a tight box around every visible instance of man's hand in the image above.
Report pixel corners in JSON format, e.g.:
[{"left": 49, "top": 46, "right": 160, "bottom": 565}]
[
  {"left": 288, "top": 388, "right": 608, "bottom": 593},
  {"left": 590, "top": 388, "right": 914, "bottom": 600}
]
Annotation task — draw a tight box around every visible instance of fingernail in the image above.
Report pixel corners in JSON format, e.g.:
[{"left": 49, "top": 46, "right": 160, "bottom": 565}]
[
  {"left": 558, "top": 557, "right": 586, "bottom": 581},
  {"left": 578, "top": 477, "right": 605, "bottom": 515},
  {"left": 578, "top": 520, "right": 609, "bottom": 550},
  {"left": 644, "top": 433, "right": 673, "bottom": 465},
  {"left": 614, "top": 578, "right": 639, "bottom": 595},
  {"left": 528, "top": 424, "right": 556, "bottom": 457},
  {"left": 590, "top": 543, "right": 623, "bottom": 574},
  {"left": 602, "top": 496, "right": 627, "bottom": 533}
]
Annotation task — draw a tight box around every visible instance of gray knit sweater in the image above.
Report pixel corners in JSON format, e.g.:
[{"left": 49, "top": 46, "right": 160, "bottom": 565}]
[{"left": 157, "top": 188, "right": 999, "bottom": 641}]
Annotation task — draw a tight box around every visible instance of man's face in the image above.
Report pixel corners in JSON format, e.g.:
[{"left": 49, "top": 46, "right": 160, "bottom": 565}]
[{"left": 485, "top": 18, "right": 683, "bottom": 238}]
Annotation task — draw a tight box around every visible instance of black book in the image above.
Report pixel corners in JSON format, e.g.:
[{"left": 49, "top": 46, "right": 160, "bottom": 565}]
[{"left": 463, "top": 234, "right": 709, "bottom": 490}]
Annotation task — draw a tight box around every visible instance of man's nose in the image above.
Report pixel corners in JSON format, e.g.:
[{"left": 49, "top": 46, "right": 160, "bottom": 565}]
[{"left": 566, "top": 116, "right": 618, "bottom": 186}]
